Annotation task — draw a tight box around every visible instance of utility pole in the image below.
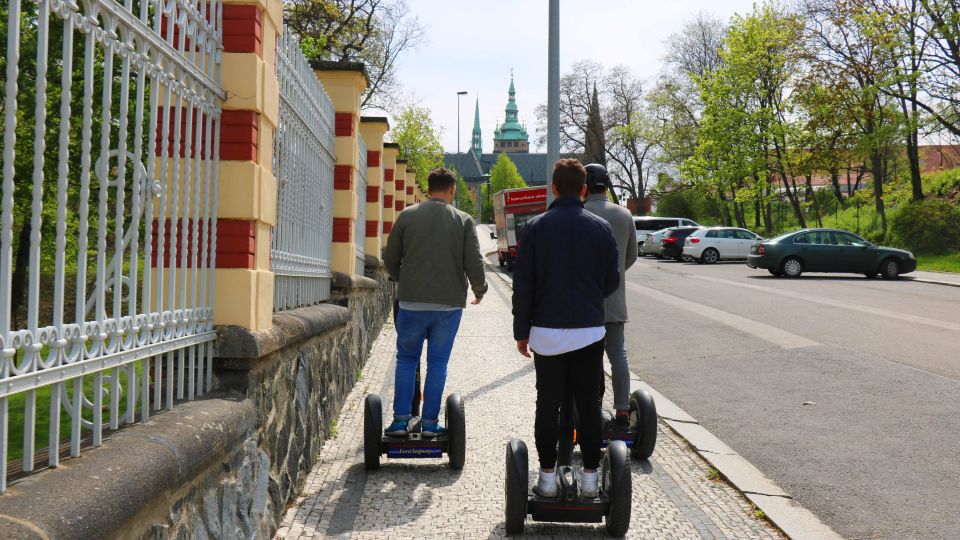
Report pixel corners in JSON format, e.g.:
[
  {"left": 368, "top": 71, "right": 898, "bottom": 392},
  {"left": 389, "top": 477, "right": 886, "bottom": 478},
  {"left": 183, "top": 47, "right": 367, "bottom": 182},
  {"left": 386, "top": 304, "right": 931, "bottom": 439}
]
[
  {"left": 457, "top": 91, "right": 467, "bottom": 155},
  {"left": 546, "top": 0, "right": 559, "bottom": 205}
]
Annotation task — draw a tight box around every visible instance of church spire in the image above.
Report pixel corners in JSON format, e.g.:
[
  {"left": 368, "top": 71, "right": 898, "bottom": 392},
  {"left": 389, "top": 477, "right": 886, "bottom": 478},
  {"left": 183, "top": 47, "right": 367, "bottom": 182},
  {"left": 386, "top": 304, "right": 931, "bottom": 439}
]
[
  {"left": 471, "top": 98, "right": 482, "bottom": 154},
  {"left": 493, "top": 71, "right": 530, "bottom": 154}
]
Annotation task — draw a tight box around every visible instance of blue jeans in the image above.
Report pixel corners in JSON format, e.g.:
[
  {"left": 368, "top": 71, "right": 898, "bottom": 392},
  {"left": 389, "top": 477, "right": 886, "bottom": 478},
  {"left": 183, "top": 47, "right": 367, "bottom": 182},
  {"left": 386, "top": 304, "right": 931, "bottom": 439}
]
[
  {"left": 604, "top": 322, "right": 630, "bottom": 410},
  {"left": 393, "top": 308, "right": 463, "bottom": 422}
]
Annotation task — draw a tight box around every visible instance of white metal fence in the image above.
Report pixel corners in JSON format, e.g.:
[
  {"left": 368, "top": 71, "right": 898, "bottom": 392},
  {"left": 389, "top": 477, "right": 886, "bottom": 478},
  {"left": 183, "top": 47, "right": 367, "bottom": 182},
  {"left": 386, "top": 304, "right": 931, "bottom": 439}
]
[
  {"left": 272, "top": 29, "right": 335, "bottom": 310},
  {"left": 0, "top": 0, "right": 223, "bottom": 491},
  {"left": 355, "top": 135, "right": 367, "bottom": 276}
]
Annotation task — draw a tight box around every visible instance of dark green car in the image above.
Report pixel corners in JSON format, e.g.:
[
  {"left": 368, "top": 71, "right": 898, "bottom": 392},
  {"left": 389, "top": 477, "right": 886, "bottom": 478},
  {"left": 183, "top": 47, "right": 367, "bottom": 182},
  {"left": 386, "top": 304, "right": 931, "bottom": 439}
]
[{"left": 746, "top": 228, "right": 917, "bottom": 279}]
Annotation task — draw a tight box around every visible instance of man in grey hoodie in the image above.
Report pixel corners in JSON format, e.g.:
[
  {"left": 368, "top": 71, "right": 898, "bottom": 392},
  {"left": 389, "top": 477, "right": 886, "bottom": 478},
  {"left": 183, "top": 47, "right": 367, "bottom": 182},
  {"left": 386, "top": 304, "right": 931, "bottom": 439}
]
[
  {"left": 582, "top": 164, "right": 638, "bottom": 427},
  {"left": 383, "top": 167, "right": 488, "bottom": 438}
]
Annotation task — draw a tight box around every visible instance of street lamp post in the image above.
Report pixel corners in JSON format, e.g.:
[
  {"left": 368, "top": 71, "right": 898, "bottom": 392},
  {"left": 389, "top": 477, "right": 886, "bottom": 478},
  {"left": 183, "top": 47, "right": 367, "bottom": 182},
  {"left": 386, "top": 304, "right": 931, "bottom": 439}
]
[
  {"left": 546, "top": 0, "right": 559, "bottom": 205},
  {"left": 456, "top": 91, "right": 468, "bottom": 155}
]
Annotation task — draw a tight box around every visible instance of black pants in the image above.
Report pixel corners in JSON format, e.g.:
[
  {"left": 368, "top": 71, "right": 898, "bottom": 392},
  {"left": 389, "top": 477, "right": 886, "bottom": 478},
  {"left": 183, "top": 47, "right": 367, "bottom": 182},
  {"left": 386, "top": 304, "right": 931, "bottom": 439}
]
[{"left": 534, "top": 339, "right": 605, "bottom": 470}]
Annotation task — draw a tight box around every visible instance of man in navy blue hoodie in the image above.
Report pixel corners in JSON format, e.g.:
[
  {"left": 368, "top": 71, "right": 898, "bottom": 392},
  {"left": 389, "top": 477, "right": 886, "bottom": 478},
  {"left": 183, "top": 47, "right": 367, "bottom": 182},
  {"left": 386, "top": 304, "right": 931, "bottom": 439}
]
[{"left": 512, "top": 158, "right": 620, "bottom": 499}]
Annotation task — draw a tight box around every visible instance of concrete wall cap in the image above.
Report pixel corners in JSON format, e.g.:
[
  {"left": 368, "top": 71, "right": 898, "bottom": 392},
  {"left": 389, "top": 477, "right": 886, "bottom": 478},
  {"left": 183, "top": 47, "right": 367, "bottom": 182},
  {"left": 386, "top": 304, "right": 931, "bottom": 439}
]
[
  {"left": 216, "top": 303, "right": 351, "bottom": 359},
  {"left": 364, "top": 255, "right": 384, "bottom": 269},
  {"left": 310, "top": 60, "right": 370, "bottom": 86},
  {"left": 332, "top": 271, "right": 380, "bottom": 291},
  {"left": 360, "top": 116, "right": 390, "bottom": 129},
  {"left": 0, "top": 395, "right": 256, "bottom": 540}
]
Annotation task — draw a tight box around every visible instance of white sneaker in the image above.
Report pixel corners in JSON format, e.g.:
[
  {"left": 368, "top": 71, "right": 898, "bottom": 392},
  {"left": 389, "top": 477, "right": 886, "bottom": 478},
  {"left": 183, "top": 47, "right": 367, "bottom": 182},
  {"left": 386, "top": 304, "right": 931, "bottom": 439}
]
[
  {"left": 581, "top": 470, "right": 599, "bottom": 498},
  {"left": 533, "top": 469, "right": 557, "bottom": 498}
]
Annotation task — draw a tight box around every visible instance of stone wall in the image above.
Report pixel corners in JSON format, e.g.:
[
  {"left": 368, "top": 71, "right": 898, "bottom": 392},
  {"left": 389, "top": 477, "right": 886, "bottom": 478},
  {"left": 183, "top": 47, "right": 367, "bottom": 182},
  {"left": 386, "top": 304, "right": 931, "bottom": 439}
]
[
  {"left": 215, "top": 268, "right": 393, "bottom": 530},
  {"left": 0, "top": 267, "right": 392, "bottom": 540}
]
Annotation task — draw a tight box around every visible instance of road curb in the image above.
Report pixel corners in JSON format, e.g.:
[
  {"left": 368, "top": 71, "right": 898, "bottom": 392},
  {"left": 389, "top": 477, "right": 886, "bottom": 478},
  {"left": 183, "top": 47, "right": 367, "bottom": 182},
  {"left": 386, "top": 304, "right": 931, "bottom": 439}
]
[
  {"left": 623, "top": 372, "right": 842, "bottom": 540},
  {"left": 486, "top": 259, "right": 842, "bottom": 540},
  {"left": 909, "top": 277, "right": 960, "bottom": 288}
]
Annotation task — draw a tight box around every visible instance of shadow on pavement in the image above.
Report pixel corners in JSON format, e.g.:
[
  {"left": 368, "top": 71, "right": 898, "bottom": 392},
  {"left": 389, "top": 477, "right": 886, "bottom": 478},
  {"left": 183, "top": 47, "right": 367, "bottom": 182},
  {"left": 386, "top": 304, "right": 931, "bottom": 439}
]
[
  {"left": 326, "top": 460, "right": 464, "bottom": 535},
  {"left": 464, "top": 362, "right": 535, "bottom": 402},
  {"left": 745, "top": 274, "right": 911, "bottom": 282}
]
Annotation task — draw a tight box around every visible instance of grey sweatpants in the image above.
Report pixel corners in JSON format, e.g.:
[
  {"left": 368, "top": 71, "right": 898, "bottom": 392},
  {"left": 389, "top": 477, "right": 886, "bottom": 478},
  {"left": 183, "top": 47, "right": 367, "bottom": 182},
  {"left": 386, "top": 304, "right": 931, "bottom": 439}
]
[{"left": 604, "top": 322, "right": 630, "bottom": 410}]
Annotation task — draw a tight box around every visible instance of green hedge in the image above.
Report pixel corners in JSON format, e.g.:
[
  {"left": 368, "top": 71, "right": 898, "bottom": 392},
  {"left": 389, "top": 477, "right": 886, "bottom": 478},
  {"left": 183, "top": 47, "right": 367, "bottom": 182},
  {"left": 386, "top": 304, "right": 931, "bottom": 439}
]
[{"left": 889, "top": 199, "right": 960, "bottom": 254}]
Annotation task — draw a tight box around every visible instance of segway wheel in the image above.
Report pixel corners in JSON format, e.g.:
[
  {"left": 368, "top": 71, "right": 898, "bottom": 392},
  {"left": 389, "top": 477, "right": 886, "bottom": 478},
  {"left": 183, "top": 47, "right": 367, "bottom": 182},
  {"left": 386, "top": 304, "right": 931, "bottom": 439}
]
[
  {"left": 629, "top": 389, "right": 658, "bottom": 460},
  {"left": 364, "top": 394, "right": 383, "bottom": 470},
  {"left": 504, "top": 439, "right": 529, "bottom": 535},
  {"left": 446, "top": 393, "right": 466, "bottom": 470},
  {"left": 604, "top": 440, "right": 632, "bottom": 537}
]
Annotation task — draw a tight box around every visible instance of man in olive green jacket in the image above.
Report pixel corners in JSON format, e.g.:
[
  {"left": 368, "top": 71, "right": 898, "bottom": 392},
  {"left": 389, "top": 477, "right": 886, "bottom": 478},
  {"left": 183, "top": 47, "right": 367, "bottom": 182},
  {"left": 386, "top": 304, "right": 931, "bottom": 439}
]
[{"left": 382, "top": 167, "right": 487, "bottom": 437}]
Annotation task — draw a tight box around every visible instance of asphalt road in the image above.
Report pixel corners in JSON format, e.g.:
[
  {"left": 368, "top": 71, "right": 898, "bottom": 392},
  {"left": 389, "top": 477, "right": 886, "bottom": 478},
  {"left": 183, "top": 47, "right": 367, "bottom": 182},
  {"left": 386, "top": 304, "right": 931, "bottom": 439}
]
[{"left": 621, "top": 257, "right": 960, "bottom": 540}]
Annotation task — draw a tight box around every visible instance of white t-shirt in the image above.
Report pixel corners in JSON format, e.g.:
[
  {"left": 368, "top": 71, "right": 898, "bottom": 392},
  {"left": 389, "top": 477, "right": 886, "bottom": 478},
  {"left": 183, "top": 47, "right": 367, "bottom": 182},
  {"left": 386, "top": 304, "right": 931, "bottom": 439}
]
[{"left": 528, "top": 326, "right": 606, "bottom": 356}]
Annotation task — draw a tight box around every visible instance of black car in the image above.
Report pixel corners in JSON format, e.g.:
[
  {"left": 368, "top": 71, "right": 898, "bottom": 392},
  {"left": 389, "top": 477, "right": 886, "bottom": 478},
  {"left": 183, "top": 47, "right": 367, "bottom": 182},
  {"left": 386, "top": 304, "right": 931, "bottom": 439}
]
[
  {"left": 660, "top": 227, "right": 701, "bottom": 262},
  {"left": 746, "top": 228, "right": 917, "bottom": 279}
]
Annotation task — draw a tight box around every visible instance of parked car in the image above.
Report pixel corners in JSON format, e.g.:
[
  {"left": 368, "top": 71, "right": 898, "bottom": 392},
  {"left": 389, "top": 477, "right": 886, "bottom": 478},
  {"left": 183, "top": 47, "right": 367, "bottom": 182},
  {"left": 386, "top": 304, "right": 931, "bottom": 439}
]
[
  {"left": 660, "top": 227, "right": 702, "bottom": 261},
  {"left": 746, "top": 228, "right": 917, "bottom": 279},
  {"left": 683, "top": 227, "right": 762, "bottom": 264},
  {"left": 634, "top": 216, "right": 700, "bottom": 249},
  {"left": 641, "top": 228, "right": 672, "bottom": 258}
]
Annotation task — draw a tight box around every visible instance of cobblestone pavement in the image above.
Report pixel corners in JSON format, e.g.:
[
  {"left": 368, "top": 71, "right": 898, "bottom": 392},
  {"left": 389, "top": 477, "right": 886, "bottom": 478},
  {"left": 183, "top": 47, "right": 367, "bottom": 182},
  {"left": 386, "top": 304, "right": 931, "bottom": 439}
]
[{"left": 276, "top": 270, "right": 784, "bottom": 539}]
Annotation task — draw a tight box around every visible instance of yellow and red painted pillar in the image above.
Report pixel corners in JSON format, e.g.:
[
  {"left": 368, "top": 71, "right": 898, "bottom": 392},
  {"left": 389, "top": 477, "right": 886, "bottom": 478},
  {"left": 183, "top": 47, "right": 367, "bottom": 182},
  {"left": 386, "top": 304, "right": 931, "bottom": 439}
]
[
  {"left": 359, "top": 117, "right": 389, "bottom": 260},
  {"left": 203, "top": 0, "right": 281, "bottom": 330},
  {"left": 381, "top": 142, "right": 399, "bottom": 246},
  {"left": 314, "top": 62, "right": 369, "bottom": 276}
]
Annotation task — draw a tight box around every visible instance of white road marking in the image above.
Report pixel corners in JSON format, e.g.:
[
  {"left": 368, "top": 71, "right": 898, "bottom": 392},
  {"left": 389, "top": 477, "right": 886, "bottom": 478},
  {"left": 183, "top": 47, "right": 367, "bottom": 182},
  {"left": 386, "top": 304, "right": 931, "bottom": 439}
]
[
  {"left": 692, "top": 275, "right": 960, "bottom": 333},
  {"left": 624, "top": 281, "right": 820, "bottom": 349}
]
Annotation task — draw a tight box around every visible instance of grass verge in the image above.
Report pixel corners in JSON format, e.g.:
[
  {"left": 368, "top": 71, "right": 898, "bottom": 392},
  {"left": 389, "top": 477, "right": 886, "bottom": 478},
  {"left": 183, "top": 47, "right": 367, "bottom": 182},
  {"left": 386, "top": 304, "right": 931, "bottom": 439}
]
[{"left": 915, "top": 253, "right": 960, "bottom": 274}]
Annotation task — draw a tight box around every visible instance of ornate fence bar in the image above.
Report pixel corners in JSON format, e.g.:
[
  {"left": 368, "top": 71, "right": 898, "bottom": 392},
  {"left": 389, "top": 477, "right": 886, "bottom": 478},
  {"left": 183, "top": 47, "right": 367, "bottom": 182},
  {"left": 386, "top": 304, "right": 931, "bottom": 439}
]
[
  {"left": 271, "top": 29, "right": 335, "bottom": 311},
  {"left": 355, "top": 135, "right": 367, "bottom": 275},
  {"left": 0, "top": 0, "right": 223, "bottom": 491}
]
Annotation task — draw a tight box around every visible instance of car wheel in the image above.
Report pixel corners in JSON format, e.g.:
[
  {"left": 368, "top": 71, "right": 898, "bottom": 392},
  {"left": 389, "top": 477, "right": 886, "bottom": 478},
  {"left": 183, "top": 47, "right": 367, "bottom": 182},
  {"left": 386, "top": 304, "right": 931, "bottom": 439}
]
[
  {"left": 881, "top": 258, "right": 900, "bottom": 280},
  {"left": 654, "top": 254, "right": 663, "bottom": 260},
  {"left": 781, "top": 257, "right": 803, "bottom": 278},
  {"left": 702, "top": 248, "right": 719, "bottom": 265},
  {"left": 768, "top": 269, "right": 782, "bottom": 277}
]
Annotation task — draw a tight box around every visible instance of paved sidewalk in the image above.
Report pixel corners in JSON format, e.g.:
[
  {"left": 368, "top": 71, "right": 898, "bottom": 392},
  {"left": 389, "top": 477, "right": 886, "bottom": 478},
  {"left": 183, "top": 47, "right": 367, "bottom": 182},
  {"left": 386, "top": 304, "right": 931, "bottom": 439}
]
[{"left": 276, "top": 270, "right": 784, "bottom": 539}]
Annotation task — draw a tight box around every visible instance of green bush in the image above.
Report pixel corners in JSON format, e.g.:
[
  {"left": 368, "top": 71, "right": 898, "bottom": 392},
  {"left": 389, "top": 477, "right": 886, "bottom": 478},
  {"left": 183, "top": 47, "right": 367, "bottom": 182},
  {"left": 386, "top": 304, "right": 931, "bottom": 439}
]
[{"left": 889, "top": 199, "right": 960, "bottom": 253}]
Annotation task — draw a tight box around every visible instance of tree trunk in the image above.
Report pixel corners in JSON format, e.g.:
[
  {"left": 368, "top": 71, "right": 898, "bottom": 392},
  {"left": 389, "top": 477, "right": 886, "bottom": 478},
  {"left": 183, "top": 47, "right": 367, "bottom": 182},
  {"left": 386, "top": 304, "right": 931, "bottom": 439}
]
[
  {"left": 870, "top": 151, "right": 887, "bottom": 238},
  {"left": 906, "top": 129, "right": 923, "bottom": 202},
  {"left": 754, "top": 200, "right": 761, "bottom": 229},
  {"left": 781, "top": 174, "right": 806, "bottom": 228},
  {"left": 718, "top": 191, "right": 732, "bottom": 226},
  {"left": 830, "top": 167, "right": 843, "bottom": 203},
  {"left": 11, "top": 222, "right": 31, "bottom": 328},
  {"left": 806, "top": 174, "right": 822, "bottom": 227}
]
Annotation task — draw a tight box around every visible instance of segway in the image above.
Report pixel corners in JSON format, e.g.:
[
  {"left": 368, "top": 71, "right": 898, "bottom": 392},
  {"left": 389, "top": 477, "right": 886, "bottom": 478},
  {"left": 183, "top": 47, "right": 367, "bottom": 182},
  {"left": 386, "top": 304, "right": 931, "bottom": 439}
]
[
  {"left": 364, "top": 392, "right": 466, "bottom": 470},
  {"left": 557, "top": 389, "right": 658, "bottom": 466},
  {"left": 504, "top": 438, "right": 632, "bottom": 536}
]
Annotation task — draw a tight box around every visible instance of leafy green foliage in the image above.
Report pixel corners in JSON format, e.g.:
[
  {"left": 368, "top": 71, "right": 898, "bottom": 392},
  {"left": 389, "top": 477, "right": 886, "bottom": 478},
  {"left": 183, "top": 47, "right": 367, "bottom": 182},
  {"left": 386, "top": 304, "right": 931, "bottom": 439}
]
[
  {"left": 889, "top": 199, "right": 960, "bottom": 253},
  {"left": 488, "top": 153, "right": 527, "bottom": 192},
  {"left": 391, "top": 106, "right": 445, "bottom": 192}
]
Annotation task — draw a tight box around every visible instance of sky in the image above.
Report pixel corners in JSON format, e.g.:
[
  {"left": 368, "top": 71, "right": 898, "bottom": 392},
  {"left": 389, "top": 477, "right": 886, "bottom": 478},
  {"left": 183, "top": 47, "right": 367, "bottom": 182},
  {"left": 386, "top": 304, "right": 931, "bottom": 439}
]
[{"left": 390, "top": 0, "right": 759, "bottom": 154}]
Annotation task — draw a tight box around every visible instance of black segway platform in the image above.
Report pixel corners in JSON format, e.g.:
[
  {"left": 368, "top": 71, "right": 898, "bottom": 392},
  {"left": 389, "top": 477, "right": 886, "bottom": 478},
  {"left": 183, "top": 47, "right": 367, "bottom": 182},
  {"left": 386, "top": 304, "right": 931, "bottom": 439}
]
[
  {"left": 364, "top": 393, "right": 466, "bottom": 470},
  {"left": 504, "top": 438, "right": 632, "bottom": 536}
]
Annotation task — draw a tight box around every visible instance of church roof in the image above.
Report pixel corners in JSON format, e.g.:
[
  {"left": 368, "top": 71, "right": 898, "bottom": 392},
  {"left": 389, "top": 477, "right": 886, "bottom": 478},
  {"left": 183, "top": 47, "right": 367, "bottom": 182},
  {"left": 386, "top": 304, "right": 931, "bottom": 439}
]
[{"left": 443, "top": 149, "right": 584, "bottom": 186}]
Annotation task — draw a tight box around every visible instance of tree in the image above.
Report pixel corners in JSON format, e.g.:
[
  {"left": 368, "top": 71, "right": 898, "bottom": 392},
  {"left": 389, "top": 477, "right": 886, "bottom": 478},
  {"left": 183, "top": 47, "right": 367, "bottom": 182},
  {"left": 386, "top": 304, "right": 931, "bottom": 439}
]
[
  {"left": 804, "top": 0, "right": 903, "bottom": 237},
  {"left": 390, "top": 106, "right": 445, "bottom": 192},
  {"left": 685, "top": 3, "right": 809, "bottom": 231},
  {"left": 488, "top": 153, "right": 527, "bottom": 192},
  {"left": 284, "top": 0, "right": 425, "bottom": 110}
]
